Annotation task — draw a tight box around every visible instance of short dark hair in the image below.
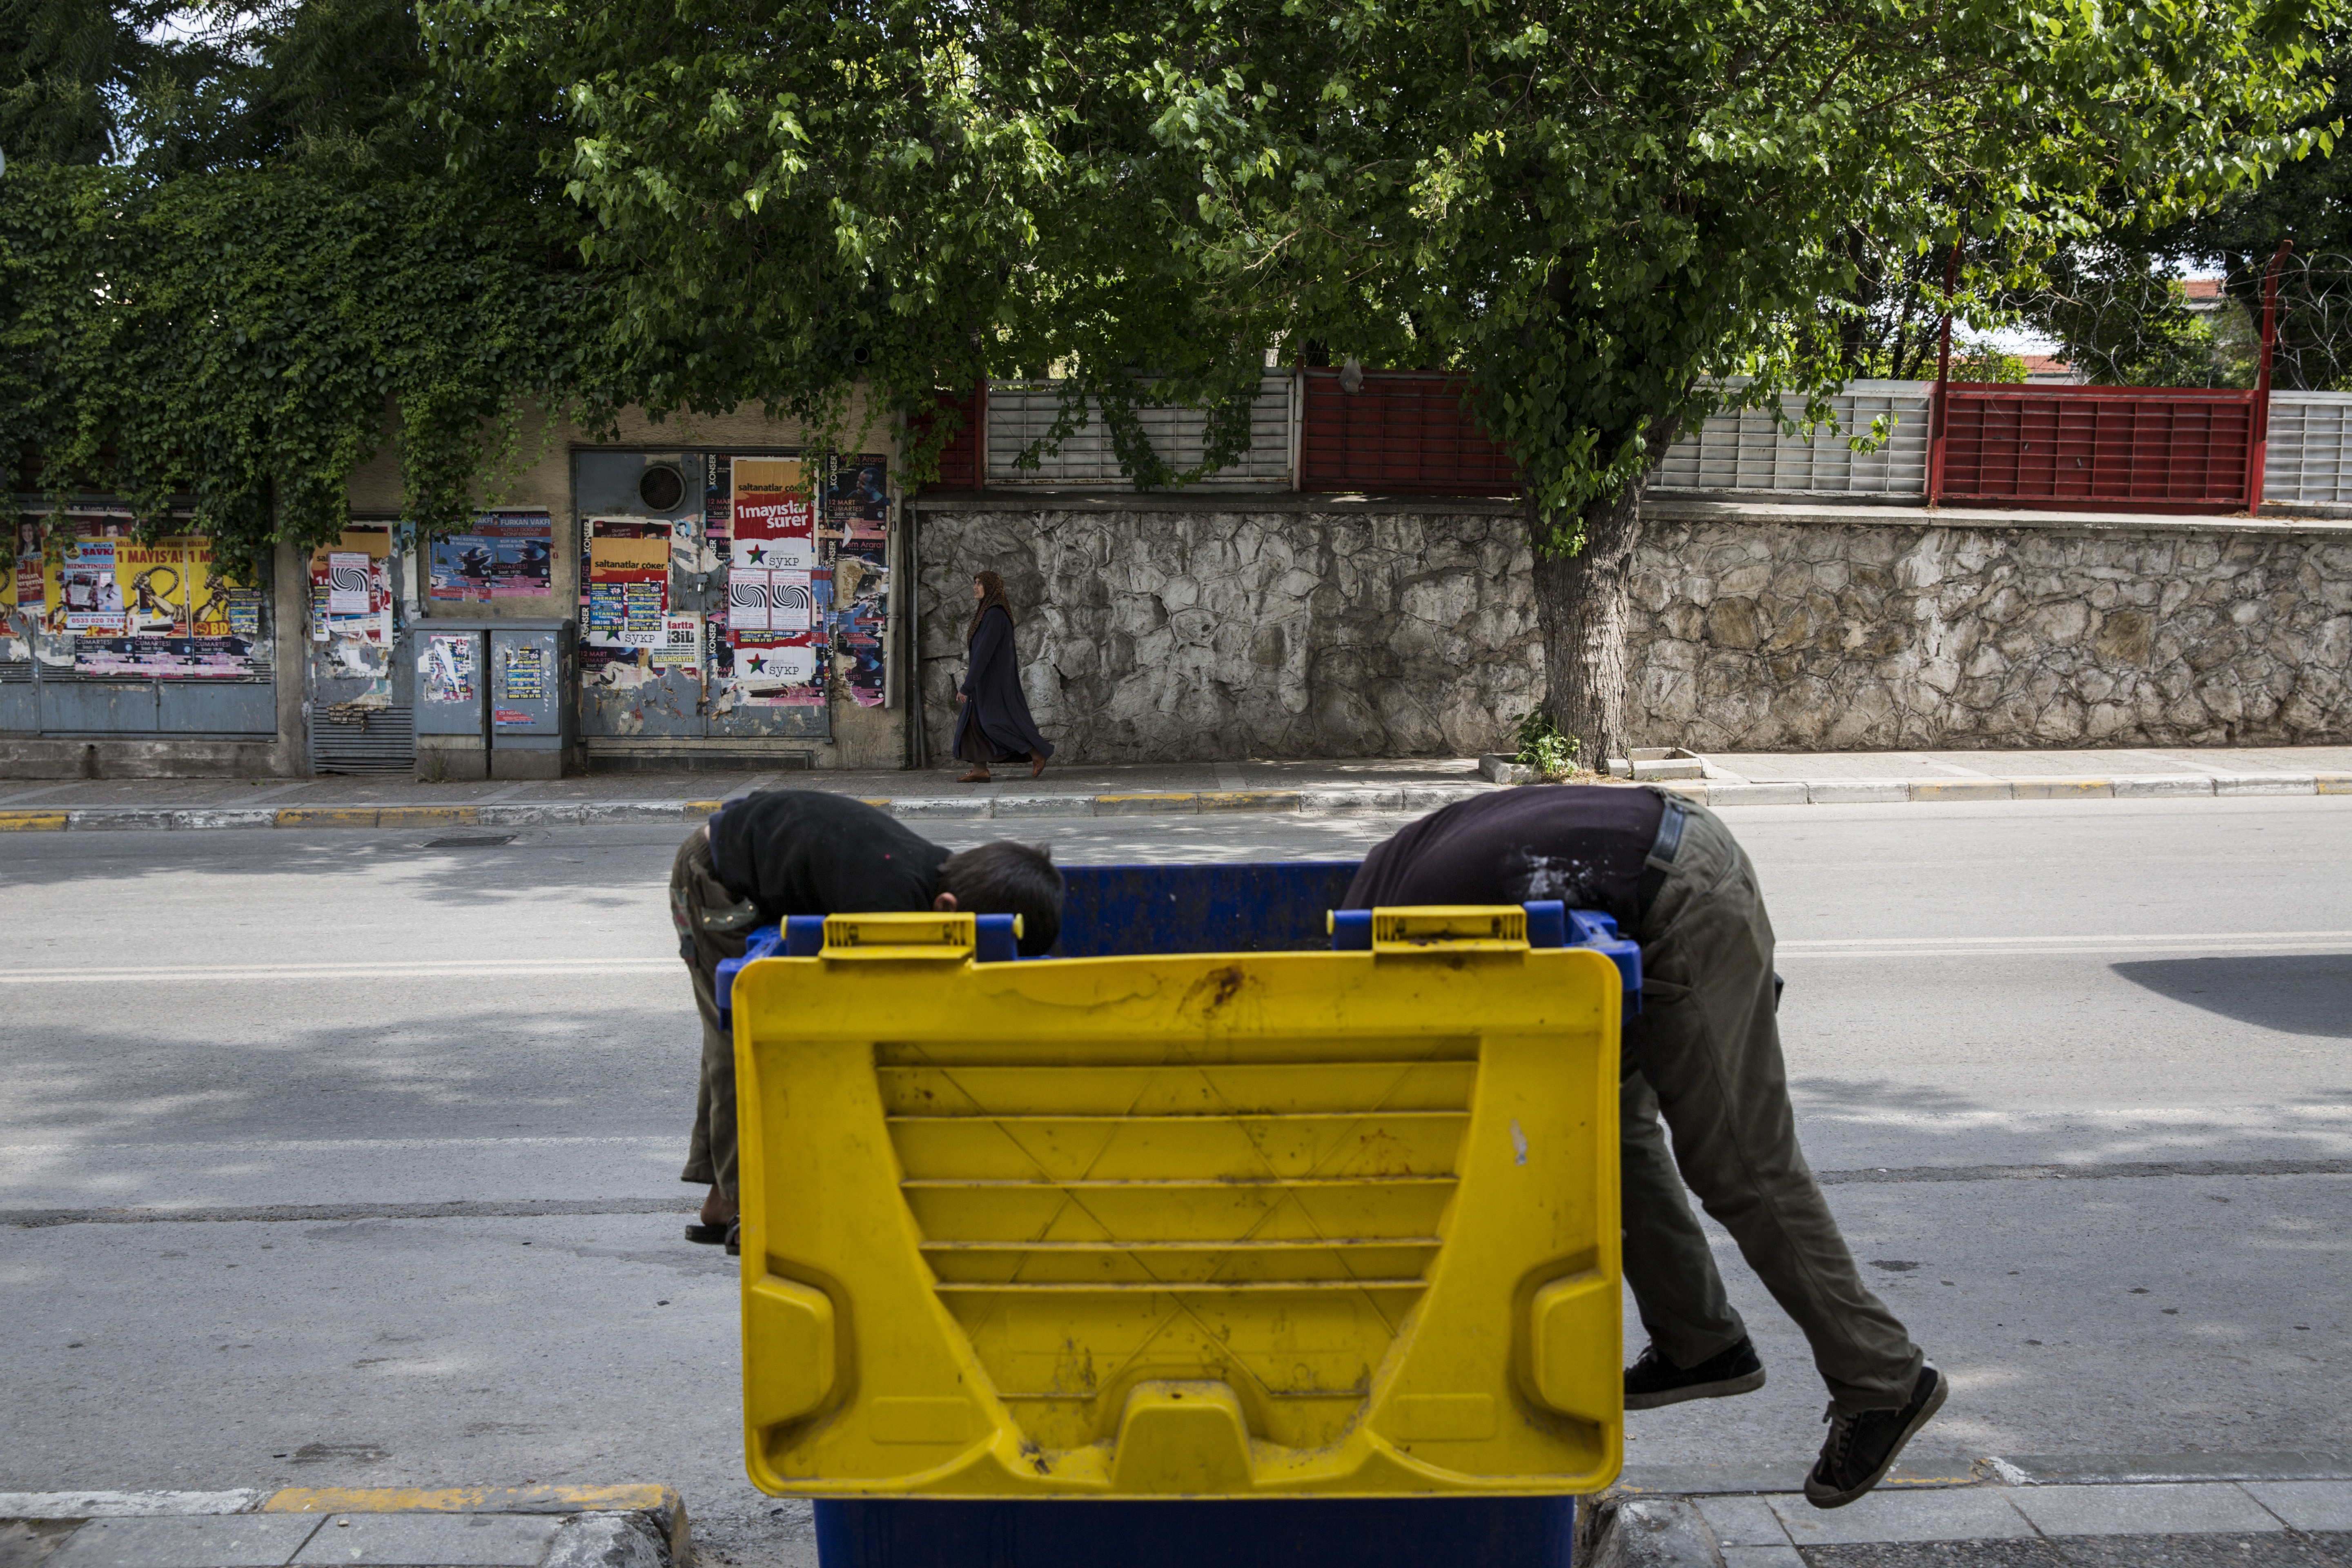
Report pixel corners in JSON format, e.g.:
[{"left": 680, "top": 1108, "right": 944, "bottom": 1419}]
[{"left": 940, "top": 840, "right": 1065, "bottom": 956}]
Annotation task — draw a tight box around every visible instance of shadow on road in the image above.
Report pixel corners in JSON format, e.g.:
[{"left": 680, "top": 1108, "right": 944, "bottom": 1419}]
[{"left": 2111, "top": 953, "right": 2352, "bottom": 1040}]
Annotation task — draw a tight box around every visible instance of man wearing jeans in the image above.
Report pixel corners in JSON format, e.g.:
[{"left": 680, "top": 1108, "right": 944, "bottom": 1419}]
[{"left": 1341, "top": 785, "right": 1943, "bottom": 1509}]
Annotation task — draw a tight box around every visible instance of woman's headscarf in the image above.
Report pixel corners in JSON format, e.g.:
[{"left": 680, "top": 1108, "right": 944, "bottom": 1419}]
[{"left": 965, "top": 570, "right": 1014, "bottom": 646}]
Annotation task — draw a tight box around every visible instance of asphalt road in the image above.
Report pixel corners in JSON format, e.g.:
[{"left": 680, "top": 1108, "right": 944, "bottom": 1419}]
[{"left": 2, "top": 798, "right": 2347, "bottom": 1563}]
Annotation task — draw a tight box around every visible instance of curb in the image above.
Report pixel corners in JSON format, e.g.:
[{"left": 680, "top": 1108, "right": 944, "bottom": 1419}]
[
  {"left": 0, "top": 1486, "right": 688, "bottom": 1568},
  {"left": 0, "top": 774, "right": 2346, "bottom": 834}
]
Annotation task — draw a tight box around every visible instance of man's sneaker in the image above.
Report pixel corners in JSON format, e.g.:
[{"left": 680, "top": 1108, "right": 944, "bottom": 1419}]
[
  {"left": 1804, "top": 1364, "right": 1948, "bottom": 1509},
  {"left": 1624, "top": 1336, "right": 1768, "bottom": 1410}
]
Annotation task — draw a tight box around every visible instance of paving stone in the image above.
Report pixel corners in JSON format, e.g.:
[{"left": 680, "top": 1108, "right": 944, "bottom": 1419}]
[
  {"left": 1724, "top": 1548, "right": 1806, "bottom": 1568},
  {"left": 1772, "top": 1489, "right": 2035, "bottom": 1547},
  {"left": 2050, "top": 1532, "right": 2341, "bottom": 1567},
  {"left": 1797, "top": 1540, "right": 2069, "bottom": 1568},
  {"left": 1699, "top": 1496, "right": 1797, "bottom": 1548},
  {"left": 0, "top": 1521, "right": 84, "bottom": 1568},
  {"left": 2009, "top": 1484, "right": 2281, "bottom": 1538},
  {"left": 43, "top": 1517, "right": 321, "bottom": 1568},
  {"left": 288, "top": 1515, "right": 560, "bottom": 1568},
  {"left": 2245, "top": 1484, "right": 2352, "bottom": 1533}
]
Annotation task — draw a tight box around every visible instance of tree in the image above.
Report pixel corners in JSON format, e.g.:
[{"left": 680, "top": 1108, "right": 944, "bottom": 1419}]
[{"left": 423, "top": 0, "right": 2334, "bottom": 761}]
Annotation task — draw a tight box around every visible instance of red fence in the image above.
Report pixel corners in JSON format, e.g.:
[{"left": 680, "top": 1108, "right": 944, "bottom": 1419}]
[
  {"left": 1298, "top": 369, "right": 1517, "bottom": 494},
  {"left": 1929, "top": 385, "right": 2262, "bottom": 512}
]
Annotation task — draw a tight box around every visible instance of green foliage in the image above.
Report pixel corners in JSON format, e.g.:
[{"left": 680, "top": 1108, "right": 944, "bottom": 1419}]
[
  {"left": 1512, "top": 710, "right": 1581, "bottom": 782},
  {"left": 0, "top": 160, "right": 605, "bottom": 578}
]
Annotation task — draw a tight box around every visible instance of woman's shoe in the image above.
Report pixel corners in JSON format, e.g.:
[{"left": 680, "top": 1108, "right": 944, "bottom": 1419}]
[
  {"left": 958, "top": 770, "right": 992, "bottom": 783},
  {"left": 1030, "top": 754, "right": 1048, "bottom": 778}
]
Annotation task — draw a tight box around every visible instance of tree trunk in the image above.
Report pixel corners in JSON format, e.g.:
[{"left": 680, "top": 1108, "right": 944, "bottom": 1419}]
[{"left": 1529, "top": 471, "right": 1651, "bottom": 771}]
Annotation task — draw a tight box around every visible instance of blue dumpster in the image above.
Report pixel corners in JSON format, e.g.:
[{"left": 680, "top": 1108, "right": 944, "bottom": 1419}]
[{"left": 764, "top": 859, "right": 1616, "bottom": 1568}]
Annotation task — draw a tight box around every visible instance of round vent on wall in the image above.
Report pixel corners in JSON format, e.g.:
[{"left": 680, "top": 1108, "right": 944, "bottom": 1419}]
[{"left": 638, "top": 463, "right": 687, "bottom": 512}]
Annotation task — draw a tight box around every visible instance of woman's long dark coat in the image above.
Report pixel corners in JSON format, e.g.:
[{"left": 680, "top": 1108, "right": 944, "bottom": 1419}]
[{"left": 952, "top": 605, "right": 1055, "bottom": 763}]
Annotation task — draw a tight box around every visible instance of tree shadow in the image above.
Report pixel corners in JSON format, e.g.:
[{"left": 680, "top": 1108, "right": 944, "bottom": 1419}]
[{"left": 2109, "top": 954, "right": 2352, "bottom": 1040}]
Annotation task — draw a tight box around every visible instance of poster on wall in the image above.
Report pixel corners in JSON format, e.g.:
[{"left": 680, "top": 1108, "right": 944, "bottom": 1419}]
[
  {"left": 430, "top": 512, "right": 554, "bottom": 601},
  {"left": 582, "top": 519, "right": 670, "bottom": 655},
  {"left": 61, "top": 540, "right": 125, "bottom": 634},
  {"left": 728, "top": 457, "right": 824, "bottom": 706},
  {"left": 821, "top": 454, "right": 891, "bottom": 708},
  {"left": 310, "top": 529, "right": 393, "bottom": 648},
  {"left": 421, "top": 631, "right": 476, "bottom": 704}
]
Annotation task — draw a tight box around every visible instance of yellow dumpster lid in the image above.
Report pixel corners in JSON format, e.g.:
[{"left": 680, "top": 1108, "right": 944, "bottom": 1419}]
[{"left": 734, "top": 909, "right": 1623, "bottom": 1498}]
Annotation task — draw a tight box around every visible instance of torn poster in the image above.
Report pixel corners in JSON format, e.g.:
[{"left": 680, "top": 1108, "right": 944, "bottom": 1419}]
[
  {"left": 500, "top": 644, "right": 547, "bottom": 701},
  {"left": 421, "top": 631, "right": 476, "bottom": 703}
]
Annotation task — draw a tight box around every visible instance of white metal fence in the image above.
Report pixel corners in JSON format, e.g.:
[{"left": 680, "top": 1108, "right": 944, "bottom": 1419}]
[
  {"left": 960, "top": 376, "right": 2352, "bottom": 507},
  {"left": 985, "top": 374, "right": 1294, "bottom": 489}
]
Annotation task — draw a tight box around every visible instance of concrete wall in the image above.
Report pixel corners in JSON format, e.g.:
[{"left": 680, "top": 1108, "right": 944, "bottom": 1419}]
[
  {"left": 914, "top": 495, "right": 2352, "bottom": 760},
  {"left": 912, "top": 497, "right": 1541, "bottom": 762}
]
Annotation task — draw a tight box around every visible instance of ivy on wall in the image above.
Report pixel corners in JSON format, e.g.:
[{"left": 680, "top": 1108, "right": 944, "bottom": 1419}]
[{"left": 0, "top": 160, "right": 608, "bottom": 580}]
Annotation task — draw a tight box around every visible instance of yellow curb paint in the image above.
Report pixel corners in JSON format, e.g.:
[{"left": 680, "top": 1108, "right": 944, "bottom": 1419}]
[
  {"left": 1908, "top": 780, "right": 2014, "bottom": 802},
  {"left": 1197, "top": 791, "right": 1301, "bottom": 813},
  {"left": 274, "top": 808, "right": 381, "bottom": 828},
  {"left": 262, "top": 1484, "right": 678, "bottom": 1515},
  {"left": 378, "top": 806, "right": 479, "bottom": 827},
  {"left": 0, "top": 811, "right": 70, "bottom": 831},
  {"left": 1093, "top": 793, "right": 1200, "bottom": 815},
  {"left": 2317, "top": 774, "right": 2352, "bottom": 795},
  {"left": 1657, "top": 781, "right": 1710, "bottom": 801},
  {"left": 2010, "top": 778, "right": 2114, "bottom": 799},
  {"left": 859, "top": 798, "right": 893, "bottom": 808},
  {"left": 683, "top": 800, "right": 727, "bottom": 814}
]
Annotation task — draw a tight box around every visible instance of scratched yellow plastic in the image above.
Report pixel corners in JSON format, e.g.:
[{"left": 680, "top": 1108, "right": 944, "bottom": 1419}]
[{"left": 733, "top": 908, "right": 1622, "bottom": 1498}]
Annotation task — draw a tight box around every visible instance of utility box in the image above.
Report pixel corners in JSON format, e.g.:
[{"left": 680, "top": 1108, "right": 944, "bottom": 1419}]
[
  {"left": 487, "top": 620, "right": 569, "bottom": 779},
  {"left": 414, "top": 626, "right": 488, "bottom": 781}
]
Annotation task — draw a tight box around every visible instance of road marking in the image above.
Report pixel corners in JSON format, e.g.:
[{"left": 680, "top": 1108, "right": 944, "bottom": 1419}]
[
  {"left": 0, "top": 958, "right": 675, "bottom": 984},
  {"left": 1782, "top": 930, "right": 2352, "bottom": 958}
]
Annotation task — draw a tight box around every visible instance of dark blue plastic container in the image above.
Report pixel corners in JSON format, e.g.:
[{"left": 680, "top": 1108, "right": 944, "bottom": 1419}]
[{"left": 804, "top": 859, "right": 1579, "bottom": 1567}]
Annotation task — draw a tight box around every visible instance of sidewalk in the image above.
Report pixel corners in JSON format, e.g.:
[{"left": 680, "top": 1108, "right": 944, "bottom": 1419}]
[
  {"left": 1, "top": 746, "right": 2348, "bottom": 832},
  {"left": 1597, "top": 1453, "right": 2352, "bottom": 1567}
]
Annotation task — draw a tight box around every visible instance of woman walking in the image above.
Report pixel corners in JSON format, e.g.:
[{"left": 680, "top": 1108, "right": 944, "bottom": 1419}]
[{"left": 953, "top": 570, "right": 1055, "bottom": 782}]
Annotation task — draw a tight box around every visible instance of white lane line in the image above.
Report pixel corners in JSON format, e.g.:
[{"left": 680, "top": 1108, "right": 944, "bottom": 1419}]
[
  {"left": 1784, "top": 930, "right": 2352, "bottom": 957},
  {"left": 0, "top": 958, "right": 676, "bottom": 983}
]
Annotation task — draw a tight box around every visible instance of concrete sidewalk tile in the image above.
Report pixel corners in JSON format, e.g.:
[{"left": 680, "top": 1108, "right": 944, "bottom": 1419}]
[
  {"left": 65, "top": 811, "right": 181, "bottom": 831},
  {"left": 1719, "top": 1548, "right": 1804, "bottom": 1568},
  {"left": 2244, "top": 1481, "right": 2352, "bottom": 1531},
  {"left": 1658, "top": 780, "right": 1710, "bottom": 800},
  {"left": 2011, "top": 778, "right": 2114, "bottom": 799},
  {"left": 2115, "top": 775, "right": 2217, "bottom": 797},
  {"left": 1910, "top": 779, "right": 2015, "bottom": 802},
  {"left": 1093, "top": 793, "right": 1200, "bottom": 815},
  {"left": 0, "top": 1496, "right": 263, "bottom": 1520},
  {"left": 1198, "top": 790, "right": 1302, "bottom": 814},
  {"left": 0, "top": 811, "right": 72, "bottom": 831},
  {"left": 990, "top": 794, "right": 1095, "bottom": 818},
  {"left": 2212, "top": 774, "right": 2318, "bottom": 796},
  {"left": 1708, "top": 782, "right": 1809, "bottom": 806},
  {"left": 1397, "top": 785, "right": 1490, "bottom": 810},
  {"left": 2007, "top": 1483, "right": 2283, "bottom": 1537},
  {"left": 1296, "top": 788, "right": 1404, "bottom": 813},
  {"left": 1806, "top": 780, "right": 1909, "bottom": 804},
  {"left": 1771, "top": 1487, "right": 2032, "bottom": 1546},
  {"left": 160, "top": 809, "right": 279, "bottom": 830},
  {"left": 889, "top": 797, "right": 987, "bottom": 819},
  {"left": 45, "top": 1516, "right": 321, "bottom": 1568},
  {"left": 1696, "top": 1494, "right": 1794, "bottom": 1547},
  {"left": 476, "top": 804, "right": 581, "bottom": 827},
  {"left": 288, "top": 1515, "right": 559, "bottom": 1568}
]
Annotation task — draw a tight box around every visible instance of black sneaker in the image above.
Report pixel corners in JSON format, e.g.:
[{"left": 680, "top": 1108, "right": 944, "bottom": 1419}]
[
  {"left": 1805, "top": 1364, "right": 1948, "bottom": 1509},
  {"left": 1624, "top": 1336, "right": 1768, "bottom": 1410}
]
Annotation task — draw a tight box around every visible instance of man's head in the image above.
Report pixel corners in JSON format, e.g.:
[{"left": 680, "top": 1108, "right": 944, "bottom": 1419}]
[{"left": 934, "top": 840, "right": 1065, "bottom": 956}]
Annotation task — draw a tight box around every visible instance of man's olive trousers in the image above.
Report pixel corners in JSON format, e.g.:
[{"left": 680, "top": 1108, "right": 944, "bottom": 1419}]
[
  {"left": 1624, "top": 795, "right": 1924, "bottom": 1411},
  {"left": 671, "top": 827, "right": 761, "bottom": 1205}
]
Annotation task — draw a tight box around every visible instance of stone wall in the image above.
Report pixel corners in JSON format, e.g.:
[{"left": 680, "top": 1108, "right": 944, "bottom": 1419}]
[
  {"left": 913, "top": 496, "right": 2352, "bottom": 760},
  {"left": 1628, "top": 503, "right": 2352, "bottom": 750},
  {"left": 913, "top": 500, "right": 1540, "bottom": 762}
]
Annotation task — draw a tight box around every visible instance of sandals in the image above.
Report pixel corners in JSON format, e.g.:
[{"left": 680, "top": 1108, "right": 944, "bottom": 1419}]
[
  {"left": 958, "top": 770, "right": 992, "bottom": 783},
  {"left": 1030, "top": 755, "right": 1048, "bottom": 778}
]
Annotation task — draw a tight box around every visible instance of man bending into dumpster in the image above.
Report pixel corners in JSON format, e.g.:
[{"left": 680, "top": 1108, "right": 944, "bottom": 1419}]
[
  {"left": 1343, "top": 785, "right": 1943, "bottom": 1509},
  {"left": 669, "top": 791, "right": 1064, "bottom": 1254}
]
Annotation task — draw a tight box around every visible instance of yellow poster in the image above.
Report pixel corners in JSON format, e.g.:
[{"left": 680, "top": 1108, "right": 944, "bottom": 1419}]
[{"left": 118, "top": 539, "right": 191, "bottom": 635}]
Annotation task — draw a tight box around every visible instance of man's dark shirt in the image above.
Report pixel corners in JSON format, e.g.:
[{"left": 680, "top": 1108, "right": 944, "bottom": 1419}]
[
  {"left": 708, "top": 791, "right": 949, "bottom": 920},
  {"left": 1341, "top": 785, "right": 1666, "bottom": 933}
]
